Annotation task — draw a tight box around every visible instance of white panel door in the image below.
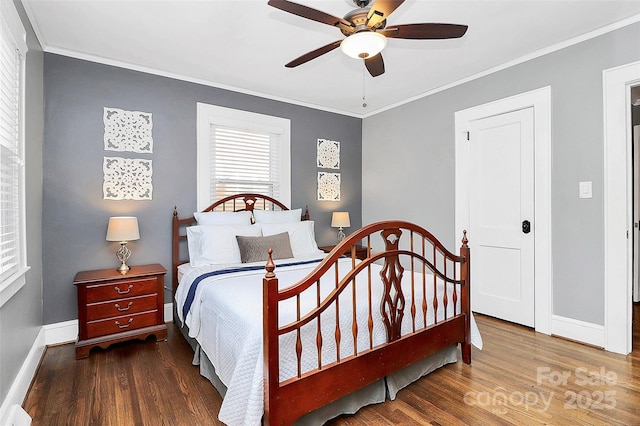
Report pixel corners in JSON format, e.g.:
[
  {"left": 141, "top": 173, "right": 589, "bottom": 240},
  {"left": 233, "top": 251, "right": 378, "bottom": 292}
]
[{"left": 469, "top": 108, "right": 535, "bottom": 327}]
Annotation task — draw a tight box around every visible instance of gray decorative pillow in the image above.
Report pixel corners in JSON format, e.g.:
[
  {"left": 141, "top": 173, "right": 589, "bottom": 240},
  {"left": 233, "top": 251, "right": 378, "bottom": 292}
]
[{"left": 236, "top": 232, "right": 294, "bottom": 263}]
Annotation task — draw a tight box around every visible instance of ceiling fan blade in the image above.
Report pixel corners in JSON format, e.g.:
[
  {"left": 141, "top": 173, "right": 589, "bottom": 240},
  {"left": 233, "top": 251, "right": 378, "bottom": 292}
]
[
  {"left": 268, "top": 0, "right": 353, "bottom": 30},
  {"left": 364, "top": 53, "right": 385, "bottom": 77},
  {"left": 379, "top": 23, "right": 468, "bottom": 39},
  {"left": 366, "top": 0, "right": 405, "bottom": 28},
  {"left": 285, "top": 40, "right": 343, "bottom": 68}
]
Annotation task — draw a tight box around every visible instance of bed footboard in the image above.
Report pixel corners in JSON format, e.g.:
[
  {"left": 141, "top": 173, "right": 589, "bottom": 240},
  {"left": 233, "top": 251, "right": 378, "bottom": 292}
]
[{"left": 262, "top": 221, "right": 471, "bottom": 425}]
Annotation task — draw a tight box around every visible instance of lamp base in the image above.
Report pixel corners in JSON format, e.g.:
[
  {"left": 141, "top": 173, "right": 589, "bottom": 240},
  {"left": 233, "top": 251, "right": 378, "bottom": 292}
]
[
  {"left": 115, "top": 242, "right": 132, "bottom": 273},
  {"left": 337, "top": 227, "right": 346, "bottom": 243}
]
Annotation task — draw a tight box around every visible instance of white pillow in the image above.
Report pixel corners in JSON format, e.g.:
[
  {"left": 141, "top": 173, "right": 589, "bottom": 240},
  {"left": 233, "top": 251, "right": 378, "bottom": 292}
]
[
  {"left": 261, "top": 221, "right": 320, "bottom": 257},
  {"left": 194, "top": 210, "right": 252, "bottom": 226},
  {"left": 187, "top": 224, "right": 262, "bottom": 266},
  {"left": 253, "top": 208, "right": 302, "bottom": 224}
]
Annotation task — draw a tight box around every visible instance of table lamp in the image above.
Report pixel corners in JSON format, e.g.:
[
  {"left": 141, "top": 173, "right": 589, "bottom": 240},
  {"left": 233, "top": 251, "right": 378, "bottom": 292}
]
[
  {"left": 106, "top": 216, "right": 140, "bottom": 272},
  {"left": 331, "top": 212, "right": 350, "bottom": 243}
]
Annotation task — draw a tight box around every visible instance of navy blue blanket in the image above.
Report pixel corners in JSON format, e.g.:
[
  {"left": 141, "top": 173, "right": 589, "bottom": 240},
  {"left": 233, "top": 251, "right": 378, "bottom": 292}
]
[{"left": 182, "top": 258, "right": 322, "bottom": 320}]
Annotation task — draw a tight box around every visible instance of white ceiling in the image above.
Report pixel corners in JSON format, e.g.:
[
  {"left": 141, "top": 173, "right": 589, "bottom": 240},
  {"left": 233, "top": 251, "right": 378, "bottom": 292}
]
[{"left": 21, "top": 0, "right": 640, "bottom": 117}]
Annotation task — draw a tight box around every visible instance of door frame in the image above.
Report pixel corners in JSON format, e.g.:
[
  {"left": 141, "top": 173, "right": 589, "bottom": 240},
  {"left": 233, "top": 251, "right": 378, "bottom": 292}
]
[
  {"left": 455, "top": 86, "right": 552, "bottom": 335},
  {"left": 634, "top": 125, "right": 640, "bottom": 304},
  {"left": 631, "top": 124, "right": 640, "bottom": 303},
  {"left": 603, "top": 61, "right": 640, "bottom": 355}
]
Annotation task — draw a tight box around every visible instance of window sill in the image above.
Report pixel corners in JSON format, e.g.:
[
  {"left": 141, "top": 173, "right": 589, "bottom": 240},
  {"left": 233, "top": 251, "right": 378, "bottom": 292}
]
[{"left": 0, "top": 266, "right": 31, "bottom": 308}]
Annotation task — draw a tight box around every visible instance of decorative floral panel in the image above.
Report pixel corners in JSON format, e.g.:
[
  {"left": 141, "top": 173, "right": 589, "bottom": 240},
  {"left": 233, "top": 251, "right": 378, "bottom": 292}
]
[
  {"left": 103, "top": 157, "right": 153, "bottom": 200},
  {"left": 317, "top": 172, "right": 340, "bottom": 201},
  {"left": 104, "top": 107, "right": 153, "bottom": 153},
  {"left": 317, "top": 138, "right": 340, "bottom": 169}
]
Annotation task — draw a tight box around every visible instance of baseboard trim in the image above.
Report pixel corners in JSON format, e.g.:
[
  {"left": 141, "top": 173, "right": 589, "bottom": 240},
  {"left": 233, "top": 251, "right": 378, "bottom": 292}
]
[
  {"left": 0, "top": 328, "right": 44, "bottom": 425},
  {"left": 44, "top": 320, "right": 78, "bottom": 345},
  {"left": 164, "top": 302, "right": 173, "bottom": 323},
  {"left": 5, "top": 405, "right": 31, "bottom": 426},
  {"left": 551, "top": 315, "right": 604, "bottom": 347},
  {"left": 0, "top": 302, "right": 176, "bottom": 424}
]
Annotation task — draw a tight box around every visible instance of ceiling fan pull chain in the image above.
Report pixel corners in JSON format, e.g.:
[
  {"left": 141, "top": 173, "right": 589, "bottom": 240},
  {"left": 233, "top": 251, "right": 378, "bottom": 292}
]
[{"left": 362, "top": 67, "right": 367, "bottom": 108}]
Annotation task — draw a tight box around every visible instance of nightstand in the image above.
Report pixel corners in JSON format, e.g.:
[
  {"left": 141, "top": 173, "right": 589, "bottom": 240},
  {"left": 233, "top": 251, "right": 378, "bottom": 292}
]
[
  {"left": 319, "top": 244, "right": 368, "bottom": 261},
  {"left": 74, "top": 263, "right": 168, "bottom": 359}
]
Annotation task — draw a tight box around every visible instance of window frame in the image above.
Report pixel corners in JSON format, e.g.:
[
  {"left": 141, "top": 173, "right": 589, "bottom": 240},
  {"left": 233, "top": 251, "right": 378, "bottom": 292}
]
[
  {"left": 196, "top": 102, "right": 291, "bottom": 211},
  {"left": 0, "top": 0, "right": 30, "bottom": 307}
]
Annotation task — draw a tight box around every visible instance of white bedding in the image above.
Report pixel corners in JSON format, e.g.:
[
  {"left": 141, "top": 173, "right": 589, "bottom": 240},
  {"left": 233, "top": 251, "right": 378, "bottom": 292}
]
[{"left": 176, "top": 255, "right": 482, "bottom": 426}]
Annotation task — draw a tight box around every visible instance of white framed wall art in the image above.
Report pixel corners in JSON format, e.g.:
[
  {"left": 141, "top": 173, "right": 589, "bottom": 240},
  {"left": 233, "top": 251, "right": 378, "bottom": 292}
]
[
  {"left": 317, "top": 171, "right": 340, "bottom": 201},
  {"left": 103, "top": 157, "right": 153, "bottom": 200},
  {"left": 316, "top": 138, "right": 340, "bottom": 169},
  {"left": 103, "top": 107, "right": 153, "bottom": 153}
]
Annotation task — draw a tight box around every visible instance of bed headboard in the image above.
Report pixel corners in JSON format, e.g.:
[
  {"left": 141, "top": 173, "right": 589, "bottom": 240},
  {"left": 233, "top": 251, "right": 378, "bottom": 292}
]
[{"left": 172, "top": 193, "right": 309, "bottom": 291}]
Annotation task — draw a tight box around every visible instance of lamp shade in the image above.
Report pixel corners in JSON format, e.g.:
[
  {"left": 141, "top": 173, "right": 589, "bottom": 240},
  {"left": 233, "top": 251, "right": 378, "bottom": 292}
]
[
  {"left": 331, "top": 212, "right": 351, "bottom": 228},
  {"left": 106, "top": 216, "right": 140, "bottom": 242},
  {"left": 340, "top": 31, "right": 387, "bottom": 59}
]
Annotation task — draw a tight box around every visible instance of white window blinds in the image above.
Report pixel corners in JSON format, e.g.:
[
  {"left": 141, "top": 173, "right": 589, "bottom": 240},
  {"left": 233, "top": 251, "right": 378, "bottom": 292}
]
[
  {"left": 196, "top": 103, "right": 291, "bottom": 211},
  {"left": 0, "top": 4, "right": 25, "bottom": 284},
  {"left": 210, "top": 125, "right": 281, "bottom": 202}
]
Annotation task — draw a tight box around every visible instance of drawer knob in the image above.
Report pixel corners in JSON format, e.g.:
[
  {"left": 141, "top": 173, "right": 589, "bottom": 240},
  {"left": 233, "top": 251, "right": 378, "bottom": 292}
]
[
  {"left": 114, "top": 284, "right": 134, "bottom": 295},
  {"left": 115, "top": 301, "right": 133, "bottom": 312},
  {"left": 115, "top": 318, "right": 134, "bottom": 329}
]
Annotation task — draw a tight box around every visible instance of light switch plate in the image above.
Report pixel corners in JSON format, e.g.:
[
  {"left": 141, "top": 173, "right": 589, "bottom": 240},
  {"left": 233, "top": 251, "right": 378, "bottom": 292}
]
[{"left": 579, "top": 181, "right": 592, "bottom": 199}]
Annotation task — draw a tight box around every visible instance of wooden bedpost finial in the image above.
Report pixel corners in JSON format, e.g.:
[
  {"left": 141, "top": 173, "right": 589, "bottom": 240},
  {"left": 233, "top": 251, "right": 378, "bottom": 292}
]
[
  {"left": 462, "top": 230, "right": 468, "bottom": 248},
  {"left": 265, "top": 248, "right": 276, "bottom": 278},
  {"left": 173, "top": 206, "right": 178, "bottom": 217}
]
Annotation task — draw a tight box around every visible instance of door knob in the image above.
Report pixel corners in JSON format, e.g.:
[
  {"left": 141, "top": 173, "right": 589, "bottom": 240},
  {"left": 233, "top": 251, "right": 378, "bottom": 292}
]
[{"left": 522, "top": 220, "right": 531, "bottom": 234}]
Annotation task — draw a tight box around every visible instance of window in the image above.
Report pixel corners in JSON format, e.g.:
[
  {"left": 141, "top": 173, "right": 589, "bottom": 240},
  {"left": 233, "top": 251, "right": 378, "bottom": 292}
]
[
  {"left": 0, "top": 0, "right": 28, "bottom": 307},
  {"left": 196, "top": 103, "right": 291, "bottom": 211}
]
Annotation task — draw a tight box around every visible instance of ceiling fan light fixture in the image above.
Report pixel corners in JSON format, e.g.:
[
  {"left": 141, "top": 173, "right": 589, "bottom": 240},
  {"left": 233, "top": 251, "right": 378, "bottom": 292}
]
[{"left": 340, "top": 31, "right": 387, "bottom": 59}]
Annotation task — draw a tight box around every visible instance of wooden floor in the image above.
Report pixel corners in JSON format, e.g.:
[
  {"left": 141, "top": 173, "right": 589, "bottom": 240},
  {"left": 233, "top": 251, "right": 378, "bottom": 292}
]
[{"left": 24, "top": 306, "right": 640, "bottom": 425}]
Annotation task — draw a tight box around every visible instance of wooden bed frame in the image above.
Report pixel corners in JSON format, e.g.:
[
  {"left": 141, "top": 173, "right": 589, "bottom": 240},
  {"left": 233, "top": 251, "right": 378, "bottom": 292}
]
[{"left": 172, "top": 193, "right": 471, "bottom": 425}]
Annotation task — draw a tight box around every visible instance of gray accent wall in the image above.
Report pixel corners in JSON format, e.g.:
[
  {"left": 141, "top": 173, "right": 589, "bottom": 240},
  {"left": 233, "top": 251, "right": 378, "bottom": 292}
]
[
  {"left": 362, "top": 22, "right": 640, "bottom": 326},
  {"left": 43, "top": 55, "right": 362, "bottom": 324},
  {"left": 0, "top": 1, "right": 44, "bottom": 406}
]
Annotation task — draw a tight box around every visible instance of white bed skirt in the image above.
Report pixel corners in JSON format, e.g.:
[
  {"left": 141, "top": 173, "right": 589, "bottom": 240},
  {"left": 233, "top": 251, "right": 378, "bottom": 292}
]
[{"left": 189, "top": 332, "right": 458, "bottom": 425}]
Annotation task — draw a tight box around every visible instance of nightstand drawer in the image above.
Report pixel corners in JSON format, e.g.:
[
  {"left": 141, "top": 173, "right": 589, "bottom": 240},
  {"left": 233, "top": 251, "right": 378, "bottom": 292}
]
[
  {"left": 86, "top": 294, "right": 158, "bottom": 321},
  {"left": 85, "top": 277, "right": 157, "bottom": 303},
  {"left": 86, "top": 311, "right": 158, "bottom": 339}
]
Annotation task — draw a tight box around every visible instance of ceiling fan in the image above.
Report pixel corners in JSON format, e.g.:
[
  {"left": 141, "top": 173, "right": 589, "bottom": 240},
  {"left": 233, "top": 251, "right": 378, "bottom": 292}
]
[{"left": 267, "top": 0, "right": 468, "bottom": 77}]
